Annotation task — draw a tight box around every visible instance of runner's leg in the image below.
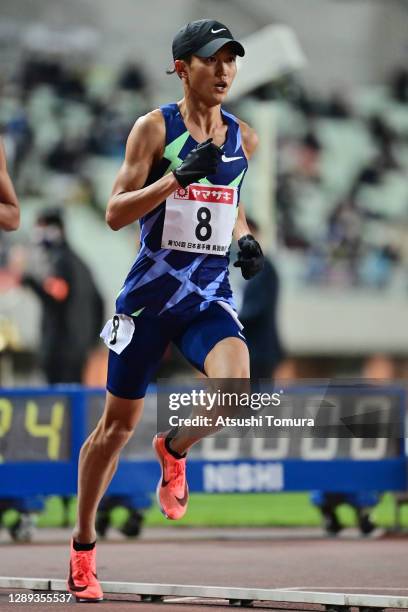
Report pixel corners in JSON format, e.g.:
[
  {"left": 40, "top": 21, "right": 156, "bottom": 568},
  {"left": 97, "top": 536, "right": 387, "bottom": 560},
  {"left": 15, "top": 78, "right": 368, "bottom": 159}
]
[
  {"left": 170, "top": 336, "right": 249, "bottom": 455},
  {"left": 73, "top": 310, "right": 175, "bottom": 539},
  {"left": 153, "top": 320, "right": 249, "bottom": 520},
  {"left": 69, "top": 311, "right": 173, "bottom": 598},
  {"left": 73, "top": 392, "right": 144, "bottom": 543}
]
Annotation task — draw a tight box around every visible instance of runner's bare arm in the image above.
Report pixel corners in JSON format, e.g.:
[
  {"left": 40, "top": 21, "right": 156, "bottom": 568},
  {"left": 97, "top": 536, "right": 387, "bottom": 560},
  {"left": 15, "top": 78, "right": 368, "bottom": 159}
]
[
  {"left": 0, "top": 140, "right": 20, "bottom": 231},
  {"left": 106, "top": 110, "right": 179, "bottom": 230},
  {"left": 233, "top": 121, "right": 259, "bottom": 240},
  {"left": 234, "top": 201, "right": 251, "bottom": 241},
  {"left": 239, "top": 120, "right": 259, "bottom": 161}
]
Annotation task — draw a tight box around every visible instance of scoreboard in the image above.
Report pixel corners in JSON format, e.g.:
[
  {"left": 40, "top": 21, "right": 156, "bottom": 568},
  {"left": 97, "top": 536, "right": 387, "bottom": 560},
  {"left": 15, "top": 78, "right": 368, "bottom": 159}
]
[{"left": 0, "top": 384, "right": 406, "bottom": 503}]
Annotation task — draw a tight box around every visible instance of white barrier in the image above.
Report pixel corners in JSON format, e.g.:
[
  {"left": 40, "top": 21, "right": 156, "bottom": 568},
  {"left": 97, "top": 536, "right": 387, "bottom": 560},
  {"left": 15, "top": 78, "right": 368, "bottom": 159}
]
[{"left": 1, "top": 577, "right": 408, "bottom": 608}]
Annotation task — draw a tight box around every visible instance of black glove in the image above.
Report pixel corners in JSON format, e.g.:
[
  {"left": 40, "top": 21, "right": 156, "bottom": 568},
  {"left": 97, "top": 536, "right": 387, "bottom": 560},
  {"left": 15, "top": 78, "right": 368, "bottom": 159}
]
[
  {"left": 173, "top": 138, "right": 221, "bottom": 188},
  {"left": 234, "top": 234, "right": 264, "bottom": 280}
]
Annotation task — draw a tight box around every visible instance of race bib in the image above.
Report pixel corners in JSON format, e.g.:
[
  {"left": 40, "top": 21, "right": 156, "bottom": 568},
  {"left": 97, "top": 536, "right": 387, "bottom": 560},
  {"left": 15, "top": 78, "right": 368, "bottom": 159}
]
[
  {"left": 161, "top": 183, "right": 238, "bottom": 255},
  {"left": 100, "top": 314, "right": 135, "bottom": 355}
]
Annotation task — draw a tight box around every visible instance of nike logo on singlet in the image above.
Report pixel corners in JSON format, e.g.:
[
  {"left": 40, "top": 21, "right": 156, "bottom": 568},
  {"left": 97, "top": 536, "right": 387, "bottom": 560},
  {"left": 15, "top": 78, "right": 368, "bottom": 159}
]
[{"left": 221, "top": 154, "right": 243, "bottom": 163}]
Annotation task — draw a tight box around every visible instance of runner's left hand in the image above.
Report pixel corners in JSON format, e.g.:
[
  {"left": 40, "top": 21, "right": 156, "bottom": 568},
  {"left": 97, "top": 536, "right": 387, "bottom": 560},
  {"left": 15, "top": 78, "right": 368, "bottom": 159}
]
[{"left": 233, "top": 234, "right": 264, "bottom": 280}]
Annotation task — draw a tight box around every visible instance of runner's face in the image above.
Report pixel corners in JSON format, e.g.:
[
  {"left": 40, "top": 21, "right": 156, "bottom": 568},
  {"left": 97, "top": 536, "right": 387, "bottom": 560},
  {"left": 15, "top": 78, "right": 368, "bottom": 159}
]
[{"left": 182, "top": 45, "right": 237, "bottom": 105}]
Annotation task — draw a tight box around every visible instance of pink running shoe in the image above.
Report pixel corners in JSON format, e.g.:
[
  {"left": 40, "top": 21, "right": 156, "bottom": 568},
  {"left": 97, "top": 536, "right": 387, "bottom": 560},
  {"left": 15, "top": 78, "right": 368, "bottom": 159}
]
[
  {"left": 153, "top": 433, "right": 189, "bottom": 520},
  {"left": 67, "top": 539, "right": 103, "bottom": 602}
]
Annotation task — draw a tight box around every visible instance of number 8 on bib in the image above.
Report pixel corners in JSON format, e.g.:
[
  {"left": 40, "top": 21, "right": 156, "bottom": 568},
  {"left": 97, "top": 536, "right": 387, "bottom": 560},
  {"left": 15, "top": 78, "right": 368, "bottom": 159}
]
[{"left": 161, "top": 183, "right": 238, "bottom": 255}]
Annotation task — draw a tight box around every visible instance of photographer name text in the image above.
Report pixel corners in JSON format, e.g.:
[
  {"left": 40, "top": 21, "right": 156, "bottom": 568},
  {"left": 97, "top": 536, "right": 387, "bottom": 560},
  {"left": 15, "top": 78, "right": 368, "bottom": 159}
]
[{"left": 168, "top": 415, "right": 315, "bottom": 428}]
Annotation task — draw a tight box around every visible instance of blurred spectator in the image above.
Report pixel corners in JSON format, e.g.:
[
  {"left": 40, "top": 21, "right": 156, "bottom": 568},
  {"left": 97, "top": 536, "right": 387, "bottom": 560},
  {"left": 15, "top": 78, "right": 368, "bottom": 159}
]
[
  {"left": 367, "top": 116, "right": 399, "bottom": 171},
  {"left": 7, "top": 207, "right": 106, "bottom": 530},
  {"left": 239, "top": 218, "right": 284, "bottom": 382},
  {"left": 18, "top": 58, "right": 86, "bottom": 100},
  {"left": 298, "top": 132, "right": 322, "bottom": 178},
  {"left": 276, "top": 130, "right": 322, "bottom": 249},
  {"left": 118, "top": 63, "right": 147, "bottom": 92},
  {"left": 46, "top": 139, "right": 86, "bottom": 174},
  {"left": 293, "top": 87, "right": 325, "bottom": 119},
  {"left": 389, "top": 67, "right": 408, "bottom": 104},
  {"left": 325, "top": 93, "right": 352, "bottom": 120},
  {"left": 17, "top": 208, "right": 104, "bottom": 383}
]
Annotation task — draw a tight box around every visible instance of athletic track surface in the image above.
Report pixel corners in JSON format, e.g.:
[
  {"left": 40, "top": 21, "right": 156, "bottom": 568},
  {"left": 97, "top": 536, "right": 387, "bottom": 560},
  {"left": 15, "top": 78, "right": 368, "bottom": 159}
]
[{"left": 0, "top": 527, "right": 406, "bottom": 611}]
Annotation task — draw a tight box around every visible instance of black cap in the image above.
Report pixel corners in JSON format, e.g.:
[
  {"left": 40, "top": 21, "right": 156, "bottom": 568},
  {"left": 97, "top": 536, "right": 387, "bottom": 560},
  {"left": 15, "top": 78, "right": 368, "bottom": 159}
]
[{"left": 172, "top": 19, "right": 245, "bottom": 61}]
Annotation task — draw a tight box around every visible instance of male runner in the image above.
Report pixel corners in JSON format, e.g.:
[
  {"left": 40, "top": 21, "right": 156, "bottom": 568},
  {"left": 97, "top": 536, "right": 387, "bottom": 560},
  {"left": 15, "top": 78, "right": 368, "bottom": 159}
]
[
  {"left": 0, "top": 139, "right": 20, "bottom": 231},
  {"left": 68, "top": 19, "right": 264, "bottom": 602}
]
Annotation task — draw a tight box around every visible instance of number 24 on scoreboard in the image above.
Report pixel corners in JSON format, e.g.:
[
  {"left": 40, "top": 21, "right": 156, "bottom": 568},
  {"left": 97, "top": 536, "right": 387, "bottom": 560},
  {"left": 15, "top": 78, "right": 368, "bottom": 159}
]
[{"left": 0, "top": 398, "right": 65, "bottom": 462}]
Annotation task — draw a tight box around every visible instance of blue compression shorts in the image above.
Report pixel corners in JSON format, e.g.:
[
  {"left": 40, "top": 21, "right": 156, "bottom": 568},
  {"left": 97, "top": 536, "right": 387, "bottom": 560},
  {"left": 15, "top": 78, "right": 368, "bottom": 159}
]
[{"left": 106, "top": 302, "right": 246, "bottom": 399}]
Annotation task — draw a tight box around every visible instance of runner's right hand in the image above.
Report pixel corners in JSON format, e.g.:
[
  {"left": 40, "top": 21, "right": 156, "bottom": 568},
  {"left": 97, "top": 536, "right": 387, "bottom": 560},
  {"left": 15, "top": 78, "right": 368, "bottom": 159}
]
[{"left": 173, "top": 139, "right": 221, "bottom": 188}]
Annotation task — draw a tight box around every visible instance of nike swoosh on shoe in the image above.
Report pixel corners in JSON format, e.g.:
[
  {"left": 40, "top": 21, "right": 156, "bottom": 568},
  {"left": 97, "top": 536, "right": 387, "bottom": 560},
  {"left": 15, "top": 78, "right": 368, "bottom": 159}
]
[
  {"left": 175, "top": 486, "right": 189, "bottom": 506},
  {"left": 68, "top": 572, "right": 88, "bottom": 593},
  {"left": 68, "top": 563, "right": 98, "bottom": 592}
]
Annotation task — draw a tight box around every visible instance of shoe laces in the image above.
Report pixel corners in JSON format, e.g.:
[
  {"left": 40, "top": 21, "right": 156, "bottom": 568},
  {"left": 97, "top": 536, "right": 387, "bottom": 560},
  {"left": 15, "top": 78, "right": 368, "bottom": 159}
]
[
  {"left": 73, "top": 552, "right": 93, "bottom": 580},
  {"left": 166, "top": 458, "right": 185, "bottom": 488}
]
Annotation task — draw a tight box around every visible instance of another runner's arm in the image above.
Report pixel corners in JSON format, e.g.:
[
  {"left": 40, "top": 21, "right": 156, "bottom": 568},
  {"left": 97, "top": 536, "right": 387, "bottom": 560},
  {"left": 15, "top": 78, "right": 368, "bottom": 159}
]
[
  {"left": 233, "top": 121, "right": 259, "bottom": 241},
  {"left": 0, "top": 140, "right": 20, "bottom": 231},
  {"left": 106, "top": 110, "right": 179, "bottom": 230}
]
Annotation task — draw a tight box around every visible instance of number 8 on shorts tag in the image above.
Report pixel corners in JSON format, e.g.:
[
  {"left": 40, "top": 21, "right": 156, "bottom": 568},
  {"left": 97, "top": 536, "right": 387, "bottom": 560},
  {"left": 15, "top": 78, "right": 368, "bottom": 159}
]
[
  {"left": 100, "top": 314, "right": 135, "bottom": 355},
  {"left": 162, "top": 183, "right": 238, "bottom": 255}
]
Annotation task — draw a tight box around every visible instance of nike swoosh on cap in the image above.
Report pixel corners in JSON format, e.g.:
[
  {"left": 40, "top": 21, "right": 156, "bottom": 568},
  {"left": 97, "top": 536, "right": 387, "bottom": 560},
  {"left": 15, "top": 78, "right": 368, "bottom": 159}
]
[
  {"left": 222, "top": 154, "right": 243, "bottom": 163},
  {"left": 211, "top": 27, "right": 227, "bottom": 34}
]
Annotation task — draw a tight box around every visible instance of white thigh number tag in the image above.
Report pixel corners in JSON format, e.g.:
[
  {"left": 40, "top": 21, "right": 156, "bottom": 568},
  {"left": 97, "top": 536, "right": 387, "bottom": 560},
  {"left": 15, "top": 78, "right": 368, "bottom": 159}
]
[
  {"left": 100, "top": 314, "right": 135, "bottom": 355},
  {"left": 162, "top": 183, "right": 237, "bottom": 255}
]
